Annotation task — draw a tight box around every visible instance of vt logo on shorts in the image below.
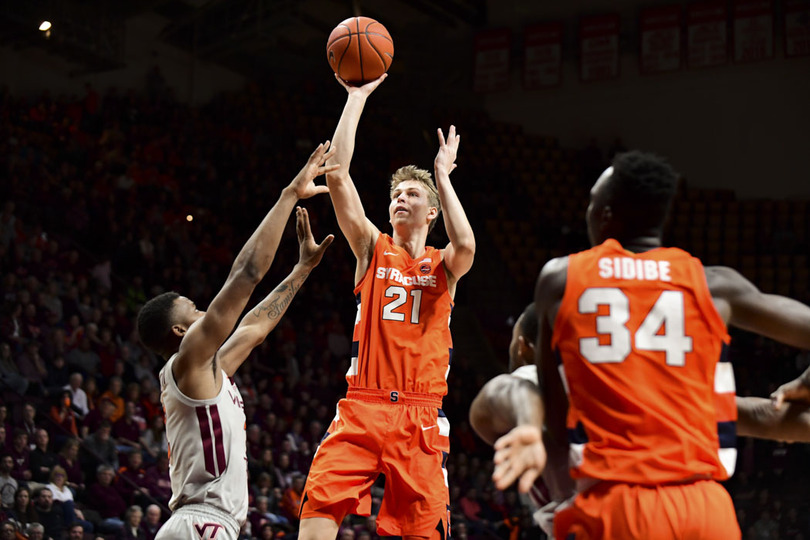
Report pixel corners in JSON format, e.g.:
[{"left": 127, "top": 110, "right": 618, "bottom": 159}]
[{"left": 195, "top": 523, "right": 224, "bottom": 539}]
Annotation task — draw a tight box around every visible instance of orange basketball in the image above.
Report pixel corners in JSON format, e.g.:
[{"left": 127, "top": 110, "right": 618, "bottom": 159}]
[{"left": 326, "top": 16, "right": 394, "bottom": 85}]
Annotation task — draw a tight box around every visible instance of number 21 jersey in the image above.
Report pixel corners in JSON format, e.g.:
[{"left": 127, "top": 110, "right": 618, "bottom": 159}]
[
  {"left": 552, "top": 239, "right": 736, "bottom": 485},
  {"left": 347, "top": 233, "right": 453, "bottom": 395}
]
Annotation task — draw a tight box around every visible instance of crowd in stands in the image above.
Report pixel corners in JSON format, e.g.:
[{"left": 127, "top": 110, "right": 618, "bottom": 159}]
[{"left": 0, "top": 73, "right": 808, "bottom": 539}]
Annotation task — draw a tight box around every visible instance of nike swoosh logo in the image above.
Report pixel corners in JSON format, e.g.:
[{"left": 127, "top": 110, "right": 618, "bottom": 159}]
[
  {"left": 383, "top": 251, "right": 398, "bottom": 256},
  {"left": 421, "top": 425, "right": 437, "bottom": 431}
]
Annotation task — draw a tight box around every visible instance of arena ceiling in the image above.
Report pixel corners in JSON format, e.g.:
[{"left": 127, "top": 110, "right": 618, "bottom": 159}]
[{"left": 0, "top": 0, "right": 487, "bottom": 78}]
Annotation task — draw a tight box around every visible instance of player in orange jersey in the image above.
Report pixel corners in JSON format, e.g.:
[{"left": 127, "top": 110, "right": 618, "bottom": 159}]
[
  {"left": 298, "top": 74, "right": 475, "bottom": 540},
  {"left": 471, "top": 304, "right": 810, "bottom": 539},
  {"left": 490, "top": 151, "right": 810, "bottom": 539}
]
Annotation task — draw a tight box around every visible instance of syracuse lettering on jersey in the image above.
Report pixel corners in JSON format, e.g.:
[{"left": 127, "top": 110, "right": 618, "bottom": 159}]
[
  {"left": 597, "top": 257, "right": 672, "bottom": 282},
  {"left": 375, "top": 267, "right": 438, "bottom": 288}
]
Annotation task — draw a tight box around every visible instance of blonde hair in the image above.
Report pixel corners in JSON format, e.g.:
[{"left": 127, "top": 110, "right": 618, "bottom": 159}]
[{"left": 389, "top": 165, "right": 441, "bottom": 231}]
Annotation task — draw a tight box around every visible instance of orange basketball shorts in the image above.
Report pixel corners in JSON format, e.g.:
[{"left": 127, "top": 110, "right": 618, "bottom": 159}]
[
  {"left": 554, "top": 479, "right": 741, "bottom": 540},
  {"left": 300, "top": 388, "right": 451, "bottom": 538}
]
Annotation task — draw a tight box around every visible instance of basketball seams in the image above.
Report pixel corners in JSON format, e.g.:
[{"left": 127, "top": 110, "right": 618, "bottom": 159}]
[
  {"left": 363, "top": 32, "right": 391, "bottom": 70},
  {"left": 327, "top": 16, "right": 393, "bottom": 83}
]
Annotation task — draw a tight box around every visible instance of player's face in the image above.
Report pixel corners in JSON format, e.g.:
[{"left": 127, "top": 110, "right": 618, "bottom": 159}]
[
  {"left": 586, "top": 166, "right": 613, "bottom": 246},
  {"left": 175, "top": 296, "right": 204, "bottom": 326},
  {"left": 389, "top": 180, "right": 435, "bottom": 230}
]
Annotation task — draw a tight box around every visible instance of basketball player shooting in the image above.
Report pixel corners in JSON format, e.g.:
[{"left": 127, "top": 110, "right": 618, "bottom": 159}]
[
  {"left": 136, "top": 143, "right": 336, "bottom": 539},
  {"left": 298, "top": 74, "right": 475, "bottom": 540}
]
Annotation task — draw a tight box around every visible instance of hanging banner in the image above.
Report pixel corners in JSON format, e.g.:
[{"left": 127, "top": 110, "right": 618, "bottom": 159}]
[
  {"left": 640, "top": 5, "right": 682, "bottom": 74},
  {"left": 580, "top": 14, "right": 621, "bottom": 82},
  {"left": 784, "top": 0, "right": 810, "bottom": 57},
  {"left": 524, "top": 22, "right": 563, "bottom": 89},
  {"left": 733, "top": 0, "right": 774, "bottom": 62},
  {"left": 687, "top": 2, "right": 728, "bottom": 68},
  {"left": 473, "top": 28, "right": 511, "bottom": 93}
]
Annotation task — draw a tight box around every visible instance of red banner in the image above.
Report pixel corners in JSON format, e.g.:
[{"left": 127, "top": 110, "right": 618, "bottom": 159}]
[
  {"left": 733, "top": 0, "right": 774, "bottom": 62},
  {"left": 784, "top": 0, "right": 810, "bottom": 57},
  {"left": 524, "top": 22, "right": 563, "bottom": 89},
  {"left": 640, "top": 5, "right": 682, "bottom": 74},
  {"left": 580, "top": 14, "right": 621, "bottom": 82},
  {"left": 687, "top": 2, "right": 728, "bottom": 68},
  {"left": 473, "top": 29, "right": 511, "bottom": 93}
]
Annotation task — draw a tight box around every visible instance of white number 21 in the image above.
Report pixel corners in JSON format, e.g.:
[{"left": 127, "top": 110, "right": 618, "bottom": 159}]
[{"left": 578, "top": 287, "right": 693, "bottom": 367}]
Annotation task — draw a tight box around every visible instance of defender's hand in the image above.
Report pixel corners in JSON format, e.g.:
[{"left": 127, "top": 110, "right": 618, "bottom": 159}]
[
  {"left": 296, "top": 207, "right": 334, "bottom": 269},
  {"left": 289, "top": 142, "right": 338, "bottom": 200},
  {"left": 492, "top": 425, "right": 547, "bottom": 494}
]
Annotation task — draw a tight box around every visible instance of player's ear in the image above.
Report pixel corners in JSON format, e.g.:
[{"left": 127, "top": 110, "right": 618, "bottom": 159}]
[
  {"left": 518, "top": 335, "right": 534, "bottom": 361},
  {"left": 171, "top": 324, "right": 187, "bottom": 338},
  {"left": 427, "top": 206, "right": 439, "bottom": 221}
]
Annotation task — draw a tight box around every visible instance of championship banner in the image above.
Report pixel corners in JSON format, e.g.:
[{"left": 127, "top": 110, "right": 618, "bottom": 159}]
[
  {"left": 733, "top": 0, "right": 774, "bottom": 62},
  {"left": 687, "top": 2, "right": 728, "bottom": 68},
  {"left": 640, "top": 5, "right": 682, "bottom": 74},
  {"left": 524, "top": 22, "right": 563, "bottom": 89},
  {"left": 579, "top": 14, "right": 621, "bottom": 82},
  {"left": 473, "top": 28, "right": 511, "bottom": 93},
  {"left": 784, "top": 0, "right": 810, "bottom": 57}
]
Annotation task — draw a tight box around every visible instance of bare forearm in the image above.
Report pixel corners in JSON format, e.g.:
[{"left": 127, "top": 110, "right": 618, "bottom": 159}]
[
  {"left": 471, "top": 376, "right": 543, "bottom": 446},
  {"left": 326, "top": 94, "right": 367, "bottom": 180},
  {"left": 437, "top": 176, "right": 475, "bottom": 251},
  {"left": 230, "top": 187, "right": 298, "bottom": 281},
  {"left": 737, "top": 396, "right": 810, "bottom": 442},
  {"left": 248, "top": 264, "right": 311, "bottom": 332}
]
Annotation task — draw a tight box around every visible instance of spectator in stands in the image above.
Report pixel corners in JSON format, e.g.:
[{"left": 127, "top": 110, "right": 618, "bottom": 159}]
[
  {"left": 64, "top": 373, "right": 89, "bottom": 418},
  {"left": 66, "top": 523, "right": 86, "bottom": 540},
  {"left": 29, "top": 429, "right": 58, "bottom": 484},
  {"left": 0, "top": 342, "right": 28, "bottom": 397},
  {"left": 66, "top": 338, "right": 100, "bottom": 378},
  {"left": 81, "top": 421, "right": 118, "bottom": 478},
  {"left": 57, "top": 439, "right": 84, "bottom": 493},
  {"left": 137, "top": 416, "right": 166, "bottom": 463},
  {"left": 6, "top": 487, "right": 38, "bottom": 530},
  {"left": 279, "top": 473, "right": 304, "bottom": 525},
  {"left": 112, "top": 402, "right": 142, "bottom": 454},
  {"left": 43, "top": 356, "right": 70, "bottom": 397},
  {"left": 142, "top": 453, "right": 169, "bottom": 507},
  {"left": 46, "top": 465, "right": 90, "bottom": 532},
  {"left": 139, "top": 504, "right": 162, "bottom": 540},
  {"left": 120, "top": 505, "right": 145, "bottom": 540},
  {"left": 97, "top": 377, "right": 124, "bottom": 423},
  {"left": 15, "top": 341, "right": 47, "bottom": 397},
  {"left": 81, "top": 397, "right": 115, "bottom": 438},
  {"left": 8, "top": 431, "right": 30, "bottom": 483},
  {"left": 14, "top": 403, "right": 37, "bottom": 439},
  {"left": 0, "top": 454, "right": 17, "bottom": 510},
  {"left": 31, "top": 487, "right": 63, "bottom": 540},
  {"left": 49, "top": 391, "right": 79, "bottom": 441},
  {"left": 85, "top": 465, "right": 125, "bottom": 533},
  {"left": 115, "top": 450, "right": 149, "bottom": 506}
]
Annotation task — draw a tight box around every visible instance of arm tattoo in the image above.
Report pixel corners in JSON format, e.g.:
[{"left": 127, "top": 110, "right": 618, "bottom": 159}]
[{"left": 251, "top": 275, "right": 308, "bottom": 321}]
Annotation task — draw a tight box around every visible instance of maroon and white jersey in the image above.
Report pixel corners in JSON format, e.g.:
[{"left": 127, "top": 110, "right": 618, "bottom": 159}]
[{"left": 160, "top": 354, "right": 248, "bottom": 526}]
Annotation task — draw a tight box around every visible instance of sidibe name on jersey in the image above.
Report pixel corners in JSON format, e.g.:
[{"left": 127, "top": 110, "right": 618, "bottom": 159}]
[
  {"left": 598, "top": 257, "right": 672, "bottom": 282},
  {"left": 376, "top": 267, "right": 438, "bottom": 287}
]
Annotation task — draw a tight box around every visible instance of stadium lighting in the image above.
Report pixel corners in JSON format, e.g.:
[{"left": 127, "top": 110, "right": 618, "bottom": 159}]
[{"left": 39, "top": 21, "right": 52, "bottom": 32}]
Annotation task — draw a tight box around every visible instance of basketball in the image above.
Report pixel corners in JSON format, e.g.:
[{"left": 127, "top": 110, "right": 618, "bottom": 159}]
[{"left": 326, "top": 16, "right": 394, "bottom": 85}]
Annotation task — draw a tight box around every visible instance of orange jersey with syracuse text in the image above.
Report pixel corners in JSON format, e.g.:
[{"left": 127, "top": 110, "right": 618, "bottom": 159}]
[
  {"left": 347, "top": 233, "right": 453, "bottom": 394},
  {"left": 552, "top": 239, "right": 737, "bottom": 485}
]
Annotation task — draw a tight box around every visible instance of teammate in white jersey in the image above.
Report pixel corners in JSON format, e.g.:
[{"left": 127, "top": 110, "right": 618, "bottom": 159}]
[{"left": 136, "top": 143, "right": 336, "bottom": 539}]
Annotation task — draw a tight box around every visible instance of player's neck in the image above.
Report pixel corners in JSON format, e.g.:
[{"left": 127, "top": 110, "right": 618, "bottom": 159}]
[
  {"left": 392, "top": 229, "right": 428, "bottom": 259},
  {"left": 614, "top": 234, "right": 662, "bottom": 253}
]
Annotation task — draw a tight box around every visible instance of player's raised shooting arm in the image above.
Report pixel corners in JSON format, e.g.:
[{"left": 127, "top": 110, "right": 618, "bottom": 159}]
[
  {"left": 218, "top": 208, "right": 333, "bottom": 377},
  {"left": 705, "top": 265, "right": 810, "bottom": 350},
  {"left": 178, "top": 144, "right": 336, "bottom": 369},
  {"left": 435, "top": 126, "right": 475, "bottom": 282},
  {"left": 737, "top": 396, "right": 810, "bottom": 443},
  {"left": 326, "top": 75, "right": 386, "bottom": 262},
  {"left": 470, "top": 374, "right": 542, "bottom": 446}
]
